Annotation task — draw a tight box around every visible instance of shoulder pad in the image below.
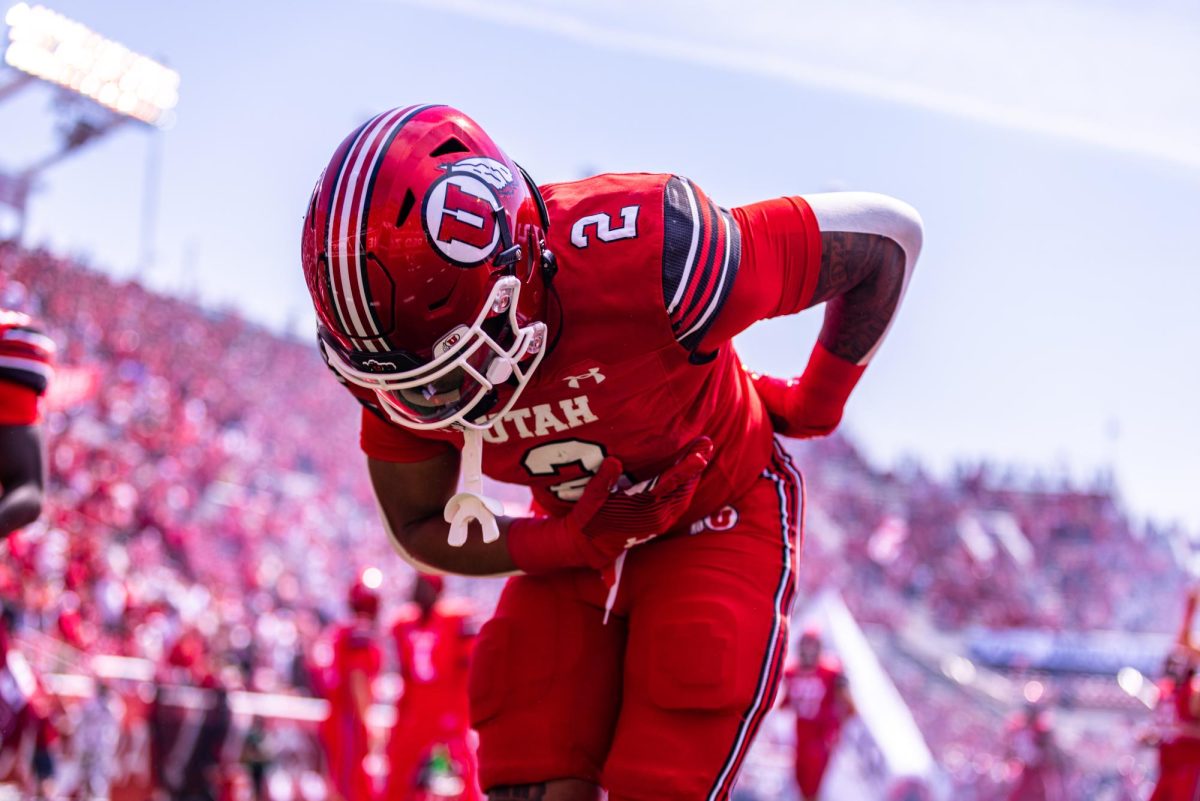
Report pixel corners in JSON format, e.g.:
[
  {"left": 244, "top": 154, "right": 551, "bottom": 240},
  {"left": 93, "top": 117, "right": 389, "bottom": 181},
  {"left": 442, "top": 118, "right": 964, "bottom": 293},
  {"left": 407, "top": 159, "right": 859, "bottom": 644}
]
[
  {"left": 0, "top": 312, "right": 55, "bottom": 394},
  {"left": 661, "top": 176, "right": 741, "bottom": 354}
]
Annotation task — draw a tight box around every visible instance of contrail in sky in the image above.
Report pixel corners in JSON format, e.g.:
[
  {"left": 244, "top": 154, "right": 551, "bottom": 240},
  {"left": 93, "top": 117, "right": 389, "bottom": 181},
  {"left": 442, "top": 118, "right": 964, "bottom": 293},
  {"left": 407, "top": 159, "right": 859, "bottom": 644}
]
[{"left": 397, "top": 0, "right": 1200, "bottom": 173}]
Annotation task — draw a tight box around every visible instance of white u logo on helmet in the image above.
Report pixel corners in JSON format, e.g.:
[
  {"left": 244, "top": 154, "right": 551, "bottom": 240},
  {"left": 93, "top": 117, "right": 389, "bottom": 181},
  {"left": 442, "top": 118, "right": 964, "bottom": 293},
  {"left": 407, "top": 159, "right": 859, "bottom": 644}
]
[{"left": 423, "top": 157, "right": 517, "bottom": 267}]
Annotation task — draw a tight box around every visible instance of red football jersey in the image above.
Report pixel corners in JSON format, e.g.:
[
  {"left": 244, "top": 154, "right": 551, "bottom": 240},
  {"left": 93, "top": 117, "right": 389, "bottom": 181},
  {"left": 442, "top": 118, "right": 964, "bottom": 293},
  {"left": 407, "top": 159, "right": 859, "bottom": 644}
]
[
  {"left": 387, "top": 602, "right": 478, "bottom": 798},
  {"left": 388, "top": 604, "right": 472, "bottom": 733},
  {"left": 358, "top": 173, "right": 822, "bottom": 523},
  {"left": 393, "top": 604, "right": 468, "bottom": 690},
  {"left": 782, "top": 660, "right": 848, "bottom": 733},
  {"left": 0, "top": 310, "right": 54, "bottom": 425},
  {"left": 326, "top": 621, "right": 383, "bottom": 710},
  {"left": 318, "top": 621, "right": 381, "bottom": 801},
  {"left": 1163, "top": 670, "right": 1200, "bottom": 759}
]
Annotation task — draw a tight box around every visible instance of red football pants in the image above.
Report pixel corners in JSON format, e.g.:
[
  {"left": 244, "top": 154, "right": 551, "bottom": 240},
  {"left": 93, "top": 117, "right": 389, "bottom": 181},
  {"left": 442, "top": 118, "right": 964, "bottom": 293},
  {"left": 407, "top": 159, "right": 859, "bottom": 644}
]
[
  {"left": 794, "top": 741, "right": 833, "bottom": 799},
  {"left": 319, "top": 712, "right": 373, "bottom": 801},
  {"left": 385, "top": 702, "right": 481, "bottom": 800},
  {"left": 469, "top": 441, "right": 804, "bottom": 800}
]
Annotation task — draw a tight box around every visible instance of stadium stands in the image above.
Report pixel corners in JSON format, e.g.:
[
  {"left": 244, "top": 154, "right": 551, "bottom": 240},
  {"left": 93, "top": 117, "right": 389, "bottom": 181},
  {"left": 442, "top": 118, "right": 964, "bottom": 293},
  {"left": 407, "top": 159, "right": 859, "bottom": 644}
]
[{"left": 0, "top": 243, "right": 1191, "bottom": 798}]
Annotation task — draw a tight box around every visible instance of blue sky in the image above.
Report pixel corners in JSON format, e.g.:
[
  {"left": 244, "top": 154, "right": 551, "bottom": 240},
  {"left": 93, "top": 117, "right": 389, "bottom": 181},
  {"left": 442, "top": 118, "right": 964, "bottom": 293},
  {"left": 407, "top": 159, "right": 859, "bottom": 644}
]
[{"left": 2, "top": 0, "right": 1199, "bottom": 531}]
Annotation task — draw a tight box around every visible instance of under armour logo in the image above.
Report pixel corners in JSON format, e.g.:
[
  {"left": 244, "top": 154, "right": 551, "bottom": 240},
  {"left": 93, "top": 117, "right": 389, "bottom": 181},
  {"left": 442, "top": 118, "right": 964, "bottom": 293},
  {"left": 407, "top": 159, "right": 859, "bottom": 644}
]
[{"left": 564, "top": 367, "right": 605, "bottom": 389}]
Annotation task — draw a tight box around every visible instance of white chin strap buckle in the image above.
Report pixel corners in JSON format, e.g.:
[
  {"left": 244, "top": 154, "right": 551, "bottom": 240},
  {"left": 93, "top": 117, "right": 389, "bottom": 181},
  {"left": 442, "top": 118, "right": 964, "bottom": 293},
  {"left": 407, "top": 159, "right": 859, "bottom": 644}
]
[{"left": 444, "top": 491, "right": 504, "bottom": 547}]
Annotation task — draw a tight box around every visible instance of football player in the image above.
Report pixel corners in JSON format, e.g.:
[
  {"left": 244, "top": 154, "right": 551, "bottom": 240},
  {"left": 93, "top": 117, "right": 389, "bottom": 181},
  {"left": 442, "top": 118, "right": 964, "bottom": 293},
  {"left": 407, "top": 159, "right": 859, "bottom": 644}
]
[
  {"left": 313, "top": 576, "right": 384, "bottom": 801},
  {"left": 0, "top": 310, "right": 53, "bottom": 539},
  {"left": 1004, "top": 701, "right": 1068, "bottom": 801},
  {"left": 301, "top": 105, "right": 921, "bottom": 800},
  {"left": 1146, "top": 588, "right": 1200, "bottom": 801},
  {"left": 386, "top": 573, "right": 480, "bottom": 800},
  {"left": 780, "top": 629, "right": 855, "bottom": 801}
]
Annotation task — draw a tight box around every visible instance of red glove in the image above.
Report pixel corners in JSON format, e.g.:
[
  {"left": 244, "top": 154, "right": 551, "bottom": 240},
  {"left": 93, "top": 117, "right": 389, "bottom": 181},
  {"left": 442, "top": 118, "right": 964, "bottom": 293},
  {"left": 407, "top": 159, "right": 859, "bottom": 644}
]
[
  {"left": 507, "top": 438, "right": 713, "bottom": 574},
  {"left": 751, "top": 342, "right": 865, "bottom": 438}
]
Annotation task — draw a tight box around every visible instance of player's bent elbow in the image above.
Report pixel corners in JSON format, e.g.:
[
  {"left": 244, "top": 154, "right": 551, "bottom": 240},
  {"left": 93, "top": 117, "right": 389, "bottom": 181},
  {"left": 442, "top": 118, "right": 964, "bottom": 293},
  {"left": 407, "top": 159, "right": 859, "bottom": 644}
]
[
  {"left": 375, "top": 501, "right": 448, "bottom": 575},
  {"left": 24, "top": 495, "right": 44, "bottom": 528},
  {"left": 0, "top": 490, "right": 43, "bottom": 537},
  {"left": 806, "top": 191, "right": 924, "bottom": 264},
  {"left": 877, "top": 194, "right": 923, "bottom": 265},
  {"left": 395, "top": 521, "right": 442, "bottom": 567}
]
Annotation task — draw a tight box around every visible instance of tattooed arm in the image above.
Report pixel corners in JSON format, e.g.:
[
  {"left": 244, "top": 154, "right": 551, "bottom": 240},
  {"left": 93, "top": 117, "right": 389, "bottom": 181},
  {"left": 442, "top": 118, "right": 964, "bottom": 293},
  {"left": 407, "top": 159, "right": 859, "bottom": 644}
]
[
  {"left": 758, "top": 192, "right": 921, "bottom": 437},
  {"left": 699, "top": 190, "right": 922, "bottom": 438},
  {"left": 806, "top": 193, "right": 921, "bottom": 365}
]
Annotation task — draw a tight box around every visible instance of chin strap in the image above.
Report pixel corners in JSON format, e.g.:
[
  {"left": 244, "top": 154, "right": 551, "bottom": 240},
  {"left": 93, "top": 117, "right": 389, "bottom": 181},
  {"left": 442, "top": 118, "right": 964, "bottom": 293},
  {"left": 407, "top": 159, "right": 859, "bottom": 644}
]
[{"left": 444, "top": 428, "right": 504, "bottom": 547}]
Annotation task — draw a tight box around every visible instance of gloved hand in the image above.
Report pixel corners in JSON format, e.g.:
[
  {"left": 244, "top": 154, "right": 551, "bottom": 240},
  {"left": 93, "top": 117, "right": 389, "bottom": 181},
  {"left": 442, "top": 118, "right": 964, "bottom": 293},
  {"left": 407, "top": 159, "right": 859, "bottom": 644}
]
[
  {"left": 750, "top": 342, "right": 865, "bottom": 438},
  {"left": 507, "top": 437, "right": 713, "bottom": 573}
]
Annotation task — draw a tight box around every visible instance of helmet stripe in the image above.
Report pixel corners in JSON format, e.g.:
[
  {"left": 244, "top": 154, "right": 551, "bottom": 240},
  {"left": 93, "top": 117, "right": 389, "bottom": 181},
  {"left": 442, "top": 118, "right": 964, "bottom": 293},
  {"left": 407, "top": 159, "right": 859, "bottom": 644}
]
[
  {"left": 321, "top": 119, "right": 372, "bottom": 339},
  {"left": 328, "top": 107, "right": 409, "bottom": 350},
  {"left": 352, "top": 104, "right": 439, "bottom": 347},
  {"left": 339, "top": 107, "right": 413, "bottom": 343},
  {"left": 329, "top": 104, "right": 437, "bottom": 352},
  {"left": 326, "top": 113, "right": 390, "bottom": 347}
]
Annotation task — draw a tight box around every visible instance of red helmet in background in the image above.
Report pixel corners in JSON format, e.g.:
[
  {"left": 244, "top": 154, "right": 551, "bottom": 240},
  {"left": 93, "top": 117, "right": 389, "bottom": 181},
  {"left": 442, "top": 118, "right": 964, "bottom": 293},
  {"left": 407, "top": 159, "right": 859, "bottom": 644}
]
[
  {"left": 798, "top": 626, "right": 823, "bottom": 665},
  {"left": 302, "top": 104, "right": 554, "bottom": 431},
  {"left": 348, "top": 579, "right": 380, "bottom": 620},
  {"left": 416, "top": 573, "right": 445, "bottom": 594}
]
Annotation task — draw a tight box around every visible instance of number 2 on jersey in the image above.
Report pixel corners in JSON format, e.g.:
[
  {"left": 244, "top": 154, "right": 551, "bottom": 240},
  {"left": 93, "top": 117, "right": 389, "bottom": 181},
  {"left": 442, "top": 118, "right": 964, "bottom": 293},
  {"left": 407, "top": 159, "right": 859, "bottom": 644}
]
[
  {"left": 522, "top": 439, "right": 607, "bottom": 502},
  {"left": 570, "top": 206, "right": 639, "bottom": 248}
]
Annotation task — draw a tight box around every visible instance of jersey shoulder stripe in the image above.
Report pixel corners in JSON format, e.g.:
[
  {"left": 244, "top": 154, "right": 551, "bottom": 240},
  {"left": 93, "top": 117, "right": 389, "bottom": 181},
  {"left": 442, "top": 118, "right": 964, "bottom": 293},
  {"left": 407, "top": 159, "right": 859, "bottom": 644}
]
[
  {"left": 0, "top": 312, "right": 55, "bottom": 394},
  {"left": 661, "top": 176, "right": 741, "bottom": 354}
]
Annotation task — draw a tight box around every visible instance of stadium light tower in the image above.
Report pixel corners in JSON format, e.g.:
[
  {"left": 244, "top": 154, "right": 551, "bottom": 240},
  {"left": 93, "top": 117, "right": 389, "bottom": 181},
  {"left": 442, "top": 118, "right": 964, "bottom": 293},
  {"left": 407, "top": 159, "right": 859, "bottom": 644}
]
[
  {"left": 0, "top": 2, "right": 178, "bottom": 265},
  {"left": 4, "top": 3, "right": 178, "bottom": 126}
]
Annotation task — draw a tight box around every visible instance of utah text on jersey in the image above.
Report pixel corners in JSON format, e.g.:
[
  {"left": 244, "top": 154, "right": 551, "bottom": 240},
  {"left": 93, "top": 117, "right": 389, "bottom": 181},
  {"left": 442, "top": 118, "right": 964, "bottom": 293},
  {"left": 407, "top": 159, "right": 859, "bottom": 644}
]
[{"left": 478, "top": 394, "right": 598, "bottom": 444}]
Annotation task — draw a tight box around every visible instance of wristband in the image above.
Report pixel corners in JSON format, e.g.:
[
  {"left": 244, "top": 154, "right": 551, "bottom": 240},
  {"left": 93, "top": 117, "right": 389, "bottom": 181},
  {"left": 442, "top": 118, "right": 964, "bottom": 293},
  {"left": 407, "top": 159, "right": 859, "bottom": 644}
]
[
  {"left": 507, "top": 516, "right": 587, "bottom": 574},
  {"left": 794, "top": 341, "right": 866, "bottom": 417}
]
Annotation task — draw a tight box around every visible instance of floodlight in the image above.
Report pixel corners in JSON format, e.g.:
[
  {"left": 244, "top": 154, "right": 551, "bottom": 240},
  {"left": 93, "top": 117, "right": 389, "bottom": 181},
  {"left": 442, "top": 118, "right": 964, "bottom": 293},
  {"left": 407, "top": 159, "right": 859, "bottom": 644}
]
[
  {"left": 4, "top": 3, "right": 179, "bottom": 126},
  {"left": 1116, "top": 666, "right": 1143, "bottom": 697},
  {"left": 362, "top": 566, "right": 383, "bottom": 590}
]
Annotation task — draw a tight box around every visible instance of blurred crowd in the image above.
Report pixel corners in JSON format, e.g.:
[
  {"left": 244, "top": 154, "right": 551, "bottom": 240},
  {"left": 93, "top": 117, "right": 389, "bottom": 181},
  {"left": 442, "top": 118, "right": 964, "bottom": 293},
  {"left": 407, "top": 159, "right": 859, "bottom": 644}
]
[
  {"left": 0, "top": 244, "right": 1196, "bottom": 799},
  {"left": 787, "top": 428, "right": 1194, "bottom": 799},
  {"left": 791, "top": 435, "right": 1188, "bottom": 636},
  {"left": 0, "top": 243, "right": 401, "bottom": 671},
  {"left": 0, "top": 244, "right": 417, "bottom": 797}
]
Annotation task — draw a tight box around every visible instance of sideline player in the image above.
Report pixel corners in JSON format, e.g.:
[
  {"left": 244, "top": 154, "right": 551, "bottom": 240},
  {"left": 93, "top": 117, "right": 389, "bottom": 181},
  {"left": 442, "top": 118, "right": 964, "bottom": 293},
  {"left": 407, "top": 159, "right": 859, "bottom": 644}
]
[
  {"left": 301, "top": 105, "right": 921, "bottom": 800},
  {"left": 780, "top": 629, "right": 855, "bottom": 800},
  {"left": 313, "top": 575, "right": 384, "bottom": 801},
  {"left": 386, "top": 574, "right": 479, "bottom": 800},
  {"left": 1145, "top": 588, "right": 1200, "bottom": 801},
  {"left": 0, "top": 310, "right": 53, "bottom": 539},
  {"left": 1004, "top": 701, "right": 1067, "bottom": 801}
]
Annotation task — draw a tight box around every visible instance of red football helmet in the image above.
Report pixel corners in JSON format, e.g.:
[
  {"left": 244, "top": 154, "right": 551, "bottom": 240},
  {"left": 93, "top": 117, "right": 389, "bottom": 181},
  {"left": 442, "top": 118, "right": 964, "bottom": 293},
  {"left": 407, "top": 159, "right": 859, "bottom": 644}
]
[
  {"left": 798, "top": 626, "right": 823, "bottom": 665},
  {"left": 348, "top": 579, "right": 381, "bottom": 620},
  {"left": 302, "top": 104, "right": 554, "bottom": 430}
]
